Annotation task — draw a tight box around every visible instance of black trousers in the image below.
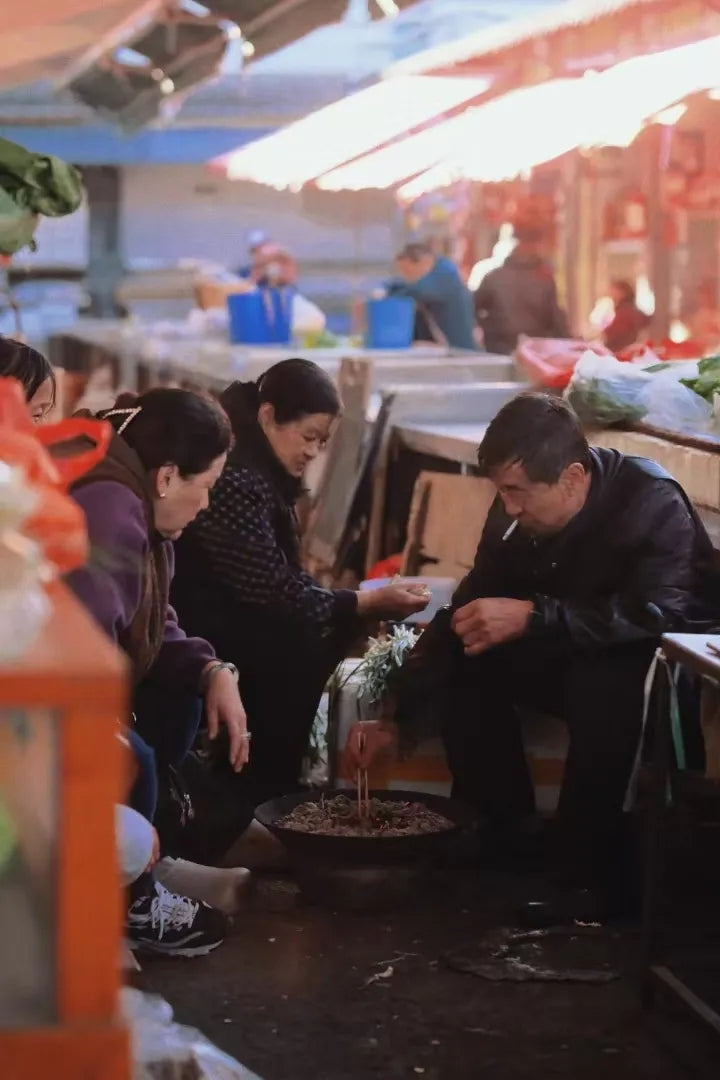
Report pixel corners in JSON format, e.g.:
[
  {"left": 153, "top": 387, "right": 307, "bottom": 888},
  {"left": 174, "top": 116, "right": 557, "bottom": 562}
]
[
  {"left": 198, "top": 611, "right": 355, "bottom": 809},
  {"left": 128, "top": 684, "right": 202, "bottom": 822},
  {"left": 441, "top": 639, "right": 656, "bottom": 886},
  {"left": 233, "top": 633, "right": 341, "bottom": 806}
]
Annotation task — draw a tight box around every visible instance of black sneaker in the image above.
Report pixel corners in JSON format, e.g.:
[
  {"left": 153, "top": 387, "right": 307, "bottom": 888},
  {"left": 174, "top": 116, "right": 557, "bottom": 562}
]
[{"left": 127, "top": 880, "right": 228, "bottom": 957}]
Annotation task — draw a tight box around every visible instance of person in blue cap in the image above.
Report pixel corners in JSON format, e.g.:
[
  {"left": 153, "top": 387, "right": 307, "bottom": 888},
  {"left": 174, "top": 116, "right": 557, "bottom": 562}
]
[{"left": 237, "top": 229, "right": 269, "bottom": 279}]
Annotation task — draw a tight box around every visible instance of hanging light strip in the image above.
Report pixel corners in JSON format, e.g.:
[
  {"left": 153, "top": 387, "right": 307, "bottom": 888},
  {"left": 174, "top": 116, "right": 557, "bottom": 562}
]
[
  {"left": 324, "top": 34, "right": 720, "bottom": 196},
  {"left": 217, "top": 74, "right": 491, "bottom": 190}
]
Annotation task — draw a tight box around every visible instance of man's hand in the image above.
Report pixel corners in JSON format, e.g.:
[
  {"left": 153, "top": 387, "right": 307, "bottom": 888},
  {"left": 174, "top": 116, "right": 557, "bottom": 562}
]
[
  {"left": 203, "top": 664, "right": 250, "bottom": 772},
  {"left": 451, "top": 598, "right": 534, "bottom": 656},
  {"left": 341, "top": 720, "right": 398, "bottom": 776}
]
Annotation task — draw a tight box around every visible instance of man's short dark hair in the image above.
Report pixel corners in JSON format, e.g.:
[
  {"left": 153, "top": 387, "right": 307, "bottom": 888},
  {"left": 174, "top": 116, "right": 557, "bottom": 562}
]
[
  {"left": 397, "top": 241, "right": 432, "bottom": 263},
  {"left": 477, "top": 392, "right": 591, "bottom": 484}
]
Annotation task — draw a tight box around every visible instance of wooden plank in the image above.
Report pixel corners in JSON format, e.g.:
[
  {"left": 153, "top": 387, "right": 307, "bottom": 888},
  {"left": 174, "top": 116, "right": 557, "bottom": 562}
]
[
  {"left": 304, "top": 357, "right": 373, "bottom": 572},
  {"left": 0, "top": 583, "right": 127, "bottom": 712},
  {"left": 0, "top": 583, "right": 129, "bottom": 1077},
  {"left": 335, "top": 392, "right": 396, "bottom": 577},
  {"left": 58, "top": 704, "right": 126, "bottom": 1022},
  {"left": 364, "top": 413, "right": 396, "bottom": 576},
  {"left": 0, "top": 1025, "right": 130, "bottom": 1080},
  {"left": 401, "top": 476, "right": 432, "bottom": 575},
  {"left": 592, "top": 428, "right": 720, "bottom": 511}
]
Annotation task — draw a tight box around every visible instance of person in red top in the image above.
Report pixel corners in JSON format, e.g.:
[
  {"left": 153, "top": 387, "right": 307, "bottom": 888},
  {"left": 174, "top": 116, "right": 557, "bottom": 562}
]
[{"left": 603, "top": 279, "right": 650, "bottom": 354}]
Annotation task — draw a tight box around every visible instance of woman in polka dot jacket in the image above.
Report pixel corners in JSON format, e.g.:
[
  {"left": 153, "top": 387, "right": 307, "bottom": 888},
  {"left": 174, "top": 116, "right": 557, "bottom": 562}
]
[{"left": 172, "top": 359, "right": 428, "bottom": 804}]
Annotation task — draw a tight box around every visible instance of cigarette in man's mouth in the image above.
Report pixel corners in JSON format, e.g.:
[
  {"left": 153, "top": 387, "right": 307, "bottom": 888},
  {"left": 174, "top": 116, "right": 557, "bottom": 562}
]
[{"left": 502, "top": 519, "right": 518, "bottom": 542}]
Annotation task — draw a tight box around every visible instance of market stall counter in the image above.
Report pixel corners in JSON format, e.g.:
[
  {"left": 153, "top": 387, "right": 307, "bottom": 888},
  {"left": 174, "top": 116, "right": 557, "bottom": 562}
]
[{"left": 49, "top": 320, "right": 510, "bottom": 410}]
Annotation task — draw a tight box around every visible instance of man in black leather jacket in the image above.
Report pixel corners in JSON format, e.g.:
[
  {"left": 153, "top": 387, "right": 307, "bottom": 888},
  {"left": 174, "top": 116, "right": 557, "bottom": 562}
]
[{"left": 346, "top": 392, "right": 717, "bottom": 922}]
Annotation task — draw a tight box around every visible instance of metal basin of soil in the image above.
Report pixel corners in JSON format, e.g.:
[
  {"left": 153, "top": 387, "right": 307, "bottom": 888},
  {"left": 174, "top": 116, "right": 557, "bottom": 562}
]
[{"left": 255, "top": 789, "right": 470, "bottom": 911}]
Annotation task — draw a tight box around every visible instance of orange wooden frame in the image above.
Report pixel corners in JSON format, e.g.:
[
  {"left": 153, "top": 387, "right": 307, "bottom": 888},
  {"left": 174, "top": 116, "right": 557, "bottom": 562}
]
[{"left": 0, "top": 583, "right": 131, "bottom": 1080}]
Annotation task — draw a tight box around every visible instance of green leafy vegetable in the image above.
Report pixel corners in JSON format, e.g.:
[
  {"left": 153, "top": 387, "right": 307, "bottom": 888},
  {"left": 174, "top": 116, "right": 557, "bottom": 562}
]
[
  {"left": 680, "top": 355, "right": 720, "bottom": 401},
  {"left": 565, "top": 380, "right": 647, "bottom": 426}
]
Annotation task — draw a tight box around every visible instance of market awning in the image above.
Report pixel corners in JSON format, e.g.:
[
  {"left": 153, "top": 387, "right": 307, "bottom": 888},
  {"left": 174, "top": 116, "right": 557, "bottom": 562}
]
[
  {"left": 384, "top": 0, "right": 678, "bottom": 77},
  {"left": 217, "top": 75, "right": 492, "bottom": 190},
  {"left": 316, "top": 35, "right": 720, "bottom": 195},
  {"left": 0, "top": 2, "right": 418, "bottom": 89},
  {"left": 0, "top": 1, "right": 417, "bottom": 127},
  {"left": 0, "top": 0, "right": 158, "bottom": 89}
]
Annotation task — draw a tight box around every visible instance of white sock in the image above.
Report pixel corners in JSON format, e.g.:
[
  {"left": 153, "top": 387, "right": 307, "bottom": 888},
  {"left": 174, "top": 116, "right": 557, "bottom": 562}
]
[{"left": 154, "top": 858, "right": 252, "bottom": 916}]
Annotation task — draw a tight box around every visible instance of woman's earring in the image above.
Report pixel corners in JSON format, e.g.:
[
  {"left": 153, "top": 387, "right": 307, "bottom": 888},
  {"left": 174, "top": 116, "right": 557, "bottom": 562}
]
[{"left": 159, "top": 492, "right": 167, "bottom": 499}]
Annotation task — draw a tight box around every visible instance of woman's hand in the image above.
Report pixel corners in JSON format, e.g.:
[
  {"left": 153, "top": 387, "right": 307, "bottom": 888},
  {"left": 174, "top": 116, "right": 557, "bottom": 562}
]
[
  {"left": 357, "top": 583, "right": 430, "bottom": 621},
  {"left": 341, "top": 719, "right": 398, "bottom": 775},
  {"left": 145, "top": 827, "right": 161, "bottom": 874},
  {"left": 203, "top": 664, "right": 251, "bottom": 772}
]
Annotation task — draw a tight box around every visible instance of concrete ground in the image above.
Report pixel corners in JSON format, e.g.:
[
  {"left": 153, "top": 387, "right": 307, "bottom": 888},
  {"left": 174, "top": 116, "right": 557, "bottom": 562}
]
[{"left": 139, "top": 867, "right": 715, "bottom": 1080}]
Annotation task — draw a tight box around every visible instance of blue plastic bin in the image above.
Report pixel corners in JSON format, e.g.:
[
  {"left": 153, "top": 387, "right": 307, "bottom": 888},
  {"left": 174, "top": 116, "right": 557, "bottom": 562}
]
[
  {"left": 364, "top": 297, "right": 415, "bottom": 350},
  {"left": 228, "top": 287, "right": 294, "bottom": 345}
]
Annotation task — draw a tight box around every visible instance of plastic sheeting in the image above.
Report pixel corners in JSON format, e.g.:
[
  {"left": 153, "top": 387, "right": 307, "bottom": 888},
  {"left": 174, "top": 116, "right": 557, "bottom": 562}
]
[{"left": 122, "top": 988, "right": 264, "bottom": 1080}]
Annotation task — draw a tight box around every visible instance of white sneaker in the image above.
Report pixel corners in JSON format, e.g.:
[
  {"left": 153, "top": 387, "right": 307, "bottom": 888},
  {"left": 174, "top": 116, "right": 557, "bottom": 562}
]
[{"left": 154, "top": 857, "right": 252, "bottom": 916}]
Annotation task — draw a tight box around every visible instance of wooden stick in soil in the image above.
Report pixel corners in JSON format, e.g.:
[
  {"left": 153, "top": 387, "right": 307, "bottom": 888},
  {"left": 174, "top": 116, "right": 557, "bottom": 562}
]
[{"left": 356, "top": 729, "right": 369, "bottom": 819}]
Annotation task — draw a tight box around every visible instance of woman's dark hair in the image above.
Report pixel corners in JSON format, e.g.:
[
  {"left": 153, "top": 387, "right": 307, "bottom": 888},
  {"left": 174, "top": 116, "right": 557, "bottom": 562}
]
[
  {"left": 477, "top": 392, "right": 591, "bottom": 484},
  {"left": 100, "top": 388, "right": 232, "bottom": 477},
  {"left": 0, "top": 337, "right": 56, "bottom": 404},
  {"left": 611, "top": 279, "right": 636, "bottom": 304},
  {"left": 220, "top": 358, "right": 341, "bottom": 434}
]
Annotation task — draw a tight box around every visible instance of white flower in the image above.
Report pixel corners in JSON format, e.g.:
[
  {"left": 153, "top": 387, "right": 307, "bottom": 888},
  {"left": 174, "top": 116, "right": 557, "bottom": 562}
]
[{"left": 357, "top": 625, "right": 420, "bottom": 707}]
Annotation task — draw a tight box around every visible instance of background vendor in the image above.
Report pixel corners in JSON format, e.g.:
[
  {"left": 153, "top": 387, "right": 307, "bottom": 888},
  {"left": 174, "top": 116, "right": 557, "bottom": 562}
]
[
  {"left": 385, "top": 241, "right": 477, "bottom": 351},
  {"left": 603, "top": 279, "right": 650, "bottom": 354},
  {"left": 474, "top": 223, "right": 568, "bottom": 354}
]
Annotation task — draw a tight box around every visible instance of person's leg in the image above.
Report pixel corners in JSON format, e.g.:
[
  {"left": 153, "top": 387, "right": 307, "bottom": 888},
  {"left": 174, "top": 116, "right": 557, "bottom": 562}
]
[
  {"left": 237, "top": 640, "right": 337, "bottom": 805},
  {"left": 440, "top": 650, "right": 537, "bottom": 824},
  {"left": 558, "top": 642, "right": 656, "bottom": 894},
  {"left": 241, "top": 680, "right": 322, "bottom": 804},
  {"left": 127, "top": 730, "right": 158, "bottom": 822},
  {"left": 116, "top": 805, "right": 155, "bottom": 885},
  {"left": 124, "top": 686, "right": 235, "bottom": 957},
  {"left": 133, "top": 683, "right": 202, "bottom": 772}
]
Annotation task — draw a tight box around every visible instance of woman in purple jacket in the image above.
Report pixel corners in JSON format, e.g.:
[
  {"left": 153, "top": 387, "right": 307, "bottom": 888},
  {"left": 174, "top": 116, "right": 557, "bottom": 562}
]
[{"left": 67, "top": 388, "right": 249, "bottom": 957}]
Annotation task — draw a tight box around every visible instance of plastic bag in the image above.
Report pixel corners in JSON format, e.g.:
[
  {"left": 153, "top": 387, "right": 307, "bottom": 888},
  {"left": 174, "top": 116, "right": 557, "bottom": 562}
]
[
  {"left": 565, "top": 351, "right": 651, "bottom": 425},
  {"left": 643, "top": 361, "right": 713, "bottom": 433},
  {"left": 565, "top": 353, "right": 714, "bottom": 433},
  {"left": 292, "top": 292, "right": 326, "bottom": 335},
  {"left": 0, "top": 377, "right": 110, "bottom": 572},
  {"left": 515, "top": 337, "right": 613, "bottom": 389},
  {"left": 121, "top": 988, "right": 264, "bottom": 1080}
]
